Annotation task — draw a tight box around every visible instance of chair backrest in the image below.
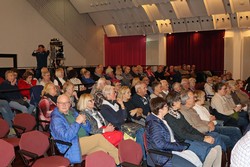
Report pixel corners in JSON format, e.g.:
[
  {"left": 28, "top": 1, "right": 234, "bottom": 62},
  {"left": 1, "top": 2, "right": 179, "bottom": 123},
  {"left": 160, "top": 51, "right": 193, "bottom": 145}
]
[
  {"left": 0, "top": 118, "right": 10, "bottom": 138},
  {"left": 118, "top": 139, "right": 143, "bottom": 165},
  {"left": 0, "top": 77, "right": 4, "bottom": 85},
  {"left": 30, "top": 85, "right": 43, "bottom": 106},
  {"left": 13, "top": 113, "right": 36, "bottom": 133},
  {"left": 0, "top": 139, "right": 15, "bottom": 166},
  {"left": 19, "top": 130, "right": 49, "bottom": 156},
  {"left": 85, "top": 151, "right": 116, "bottom": 167},
  {"left": 143, "top": 132, "right": 148, "bottom": 151}
]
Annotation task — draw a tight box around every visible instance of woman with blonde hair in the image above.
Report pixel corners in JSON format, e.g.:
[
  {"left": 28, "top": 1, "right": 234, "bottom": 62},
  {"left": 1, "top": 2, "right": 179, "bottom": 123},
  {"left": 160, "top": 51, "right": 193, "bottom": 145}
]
[
  {"left": 77, "top": 93, "right": 123, "bottom": 146},
  {"left": 117, "top": 85, "right": 146, "bottom": 160},
  {"left": 118, "top": 86, "right": 145, "bottom": 126},
  {"left": 131, "top": 77, "right": 140, "bottom": 95},
  {"left": 39, "top": 83, "right": 58, "bottom": 124}
]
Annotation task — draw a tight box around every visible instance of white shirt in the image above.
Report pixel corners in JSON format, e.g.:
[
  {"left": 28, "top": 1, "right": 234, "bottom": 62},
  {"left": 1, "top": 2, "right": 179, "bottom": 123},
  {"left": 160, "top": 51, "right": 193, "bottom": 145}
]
[
  {"left": 204, "top": 83, "right": 214, "bottom": 96},
  {"left": 53, "top": 77, "right": 66, "bottom": 87},
  {"left": 231, "top": 131, "right": 250, "bottom": 167},
  {"left": 193, "top": 104, "right": 217, "bottom": 125},
  {"left": 211, "top": 93, "right": 235, "bottom": 115}
]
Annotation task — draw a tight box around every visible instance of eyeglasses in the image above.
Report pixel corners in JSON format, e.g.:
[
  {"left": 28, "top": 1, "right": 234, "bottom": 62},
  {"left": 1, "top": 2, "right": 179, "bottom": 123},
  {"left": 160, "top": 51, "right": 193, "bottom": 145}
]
[{"left": 57, "top": 101, "right": 71, "bottom": 105}]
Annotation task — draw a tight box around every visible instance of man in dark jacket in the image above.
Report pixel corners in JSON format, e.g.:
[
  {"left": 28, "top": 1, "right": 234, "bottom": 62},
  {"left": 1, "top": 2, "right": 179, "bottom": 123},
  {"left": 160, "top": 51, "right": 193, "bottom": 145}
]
[
  {"left": 131, "top": 81, "right": 151, "bottom": 116},
  {"left": 32, "top": 44, "right": 50, "bottom": 79}
]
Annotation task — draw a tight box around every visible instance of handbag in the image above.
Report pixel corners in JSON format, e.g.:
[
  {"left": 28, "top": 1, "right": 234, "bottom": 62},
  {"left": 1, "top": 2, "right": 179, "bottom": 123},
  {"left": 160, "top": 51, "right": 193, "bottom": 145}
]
[
  {"left": 102, "top": 130, "right": 123, "bottom": 147},
  {"left": 121, "top": 122, "right": 144, "bottom": 138}
]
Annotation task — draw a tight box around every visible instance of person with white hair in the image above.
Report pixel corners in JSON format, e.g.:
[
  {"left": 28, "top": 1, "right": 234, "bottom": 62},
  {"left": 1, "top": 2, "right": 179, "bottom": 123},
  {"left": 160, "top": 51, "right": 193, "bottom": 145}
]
[
  {"left": 100, "top": 85, "right": 127, "bottom": 129},
  {"left": 160, "top": 79, "right": 170, "bottom": 99},
  {"left": 172, "top": 82, "right": 182, "bottom": 94},
  {"left": 131, "top": 81, "right": 151, "bottom": 116}
]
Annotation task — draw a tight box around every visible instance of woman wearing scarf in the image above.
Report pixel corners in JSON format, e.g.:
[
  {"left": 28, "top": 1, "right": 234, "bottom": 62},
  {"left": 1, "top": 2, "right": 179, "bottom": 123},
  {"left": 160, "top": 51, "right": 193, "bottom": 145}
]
[{"left": 77, "top": 93, "right": 123, "bottom": 146}]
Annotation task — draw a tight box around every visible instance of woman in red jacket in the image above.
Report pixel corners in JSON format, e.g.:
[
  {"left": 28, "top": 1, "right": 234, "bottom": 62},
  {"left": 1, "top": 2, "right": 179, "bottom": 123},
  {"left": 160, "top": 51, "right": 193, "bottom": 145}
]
[{"left": 18, "top": 71, "right": 37, "bottom": 100}]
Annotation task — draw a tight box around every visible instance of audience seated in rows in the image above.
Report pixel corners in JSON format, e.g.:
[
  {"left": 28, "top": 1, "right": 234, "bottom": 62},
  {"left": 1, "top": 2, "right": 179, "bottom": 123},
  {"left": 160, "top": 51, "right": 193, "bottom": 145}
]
[
  {"left": 193, "top": 90, "right": 242, "bottom": 149},
  {"left": 0, "top": 70, "right": 35, "bottom": 114},
  {"left": 1, "top": 64, "right": 250, "bottom": 166},
  {"left": 164, "top": 92, "right": 222, "bottom": 166},
  {"left": 146, "top": 97, "right": 202, "bottom": 167},
  {"left": 211, "top": 82, "right": 249, "bottom": 132}
]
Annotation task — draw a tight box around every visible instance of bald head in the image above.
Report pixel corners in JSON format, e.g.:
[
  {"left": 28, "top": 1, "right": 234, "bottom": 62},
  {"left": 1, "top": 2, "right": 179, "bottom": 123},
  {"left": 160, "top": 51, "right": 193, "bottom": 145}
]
[{"left": 57, "top": 94, "right": 71, "bottom": 114}]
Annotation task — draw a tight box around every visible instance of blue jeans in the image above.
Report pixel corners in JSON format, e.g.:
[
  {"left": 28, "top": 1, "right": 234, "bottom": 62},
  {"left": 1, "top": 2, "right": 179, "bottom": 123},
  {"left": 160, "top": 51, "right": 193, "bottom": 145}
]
[
  {"left": 215, "top": 125, "right": 242, "bottom": 149},
  {"left": 172, "top": 154, "right": 196, "bottom": 167},
  {"left": 206, "top": 131, "right": 226, "bottom": 151},
  {"left": 185, "top": 140, "right": 213, "bottom": 162},
  {"left": 135, "top": 127, "right": 146, "bottom": 160},
  {"left": 238, "top": 111, "right": 249, "bottom": 132},
  {"left": 0, "top": 100, "right": 14, "bottom": 127},
  {"left": 9, "top": 101, "right": 35, "bottom": 114},
  {"left": 186, "top": 131, "right": 225, "bottom": 162}
]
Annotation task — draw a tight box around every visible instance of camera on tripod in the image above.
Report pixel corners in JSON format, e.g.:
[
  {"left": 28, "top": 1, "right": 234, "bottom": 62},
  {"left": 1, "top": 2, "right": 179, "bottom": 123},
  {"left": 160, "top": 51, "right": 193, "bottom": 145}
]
[
  {"left": 49, "top": 38, "right": 65, "bottom": 68},
  {"left": 50, "top": 38, "right": 64, "bottom": 59}
]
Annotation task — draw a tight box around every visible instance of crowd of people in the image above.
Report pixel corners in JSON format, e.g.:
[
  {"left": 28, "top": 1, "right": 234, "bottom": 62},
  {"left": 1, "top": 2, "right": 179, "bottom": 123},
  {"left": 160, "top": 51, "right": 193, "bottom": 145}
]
[{"left": 1, "top": 62, "right": 250, "bottom": 167}]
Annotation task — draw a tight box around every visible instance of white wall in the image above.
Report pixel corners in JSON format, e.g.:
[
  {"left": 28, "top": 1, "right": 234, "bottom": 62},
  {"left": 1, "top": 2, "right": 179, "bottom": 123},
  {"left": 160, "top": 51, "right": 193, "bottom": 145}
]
[
  {"left": 0, "top": 0, "right": 85, "bottom": 68},
  {"left": 27, "top": 0, "right": 105, "bottom": 66},
  {"left": 146, "top": 34, "right": 166, "bottom": 65},
  {"left": 224, "top": 29, "right": 250, "bottom": 80}
]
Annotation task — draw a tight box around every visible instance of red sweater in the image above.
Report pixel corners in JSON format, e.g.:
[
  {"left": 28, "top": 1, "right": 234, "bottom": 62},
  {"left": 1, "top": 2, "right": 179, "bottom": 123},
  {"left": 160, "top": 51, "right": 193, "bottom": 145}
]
[{"left": 17, "top": 79, "right": 36, "bottom": 99}]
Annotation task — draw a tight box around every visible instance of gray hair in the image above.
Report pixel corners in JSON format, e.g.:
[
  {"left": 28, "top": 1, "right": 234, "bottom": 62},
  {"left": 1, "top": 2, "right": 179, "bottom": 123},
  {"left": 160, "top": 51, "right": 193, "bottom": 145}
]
[
  {"left": 180, "top": 90, "right": 192, "bottom": 105},
  {"left": 135, "top": 81, "right": 146, "bottom": 93},
  {"left": 102, "top": 85, "right": 115, "bottom": 98}
]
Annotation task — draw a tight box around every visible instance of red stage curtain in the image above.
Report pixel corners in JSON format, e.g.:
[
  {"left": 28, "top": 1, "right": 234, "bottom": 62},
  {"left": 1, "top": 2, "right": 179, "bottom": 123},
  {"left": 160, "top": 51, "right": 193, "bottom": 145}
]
[
  {"left": 167, "top": 30, "right": 225, "bottom": 74},
  {"left": 105, "top": 35, "right": 146, "bottom": 66}
]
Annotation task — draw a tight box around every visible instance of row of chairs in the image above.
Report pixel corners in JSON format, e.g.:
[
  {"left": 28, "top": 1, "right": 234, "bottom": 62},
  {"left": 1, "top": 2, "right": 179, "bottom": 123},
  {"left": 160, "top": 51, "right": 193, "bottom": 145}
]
[
  {"left": 0, "top": 113, "right": 174, "bottom": 167},
  {"left": 0, "top": 129, "right": 144, "bottom": 167}
]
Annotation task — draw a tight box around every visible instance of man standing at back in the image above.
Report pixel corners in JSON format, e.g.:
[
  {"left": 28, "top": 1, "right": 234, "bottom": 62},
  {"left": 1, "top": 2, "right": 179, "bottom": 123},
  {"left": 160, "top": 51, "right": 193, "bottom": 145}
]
[{"left": 32, "top": 44, "right": 50, "bottom": 79}]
